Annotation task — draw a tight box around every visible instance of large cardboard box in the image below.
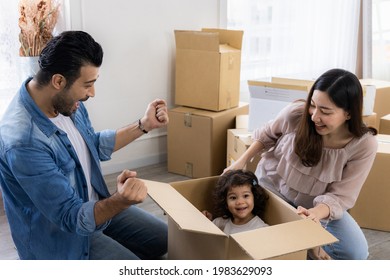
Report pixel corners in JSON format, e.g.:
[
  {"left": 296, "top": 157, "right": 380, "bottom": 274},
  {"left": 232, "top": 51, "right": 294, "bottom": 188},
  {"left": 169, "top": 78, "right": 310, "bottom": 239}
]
[
  {"left": 145, "top": 177, "right": 337, "bottom": 260},
  {"left": 379, "top": 114, "right": 390, "bottom": 134},
  {"left": 174, "top": 28, "right": 243, "bottom": 111},
  {"left": 167, "top": 103, "right": 249, "bottom": 178},
  {"left": 247, "top": 77, "right": 313, "bottom": 131},
  {"left": 349, "top": 134, "right": 390, "bottom": 231},
  {"left": 360, "top": 79, "right": 390, "bottom": 120},
  {"left": 227, "top": 128, "right": 260, "bottom": 173}
]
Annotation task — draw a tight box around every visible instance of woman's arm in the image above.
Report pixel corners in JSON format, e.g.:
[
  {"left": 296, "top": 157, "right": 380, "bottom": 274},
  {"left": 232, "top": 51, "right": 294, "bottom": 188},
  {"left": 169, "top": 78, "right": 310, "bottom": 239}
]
[{"left": 223, "top": 140, "right": 264, "bottom": 173}]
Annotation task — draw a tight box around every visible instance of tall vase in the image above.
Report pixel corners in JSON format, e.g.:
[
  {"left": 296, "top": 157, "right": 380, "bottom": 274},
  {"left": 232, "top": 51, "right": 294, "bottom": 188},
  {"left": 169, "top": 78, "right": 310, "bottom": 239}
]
[{"left": 18, "top": 56, "right": 40, "bottom": 83}]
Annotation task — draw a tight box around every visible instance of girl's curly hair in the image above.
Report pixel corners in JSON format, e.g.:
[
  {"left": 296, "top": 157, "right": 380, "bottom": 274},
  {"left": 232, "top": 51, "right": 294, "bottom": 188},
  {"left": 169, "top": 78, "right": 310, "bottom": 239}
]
[{"left": 213, "top": 169, "right": 268, "bottom": 219}]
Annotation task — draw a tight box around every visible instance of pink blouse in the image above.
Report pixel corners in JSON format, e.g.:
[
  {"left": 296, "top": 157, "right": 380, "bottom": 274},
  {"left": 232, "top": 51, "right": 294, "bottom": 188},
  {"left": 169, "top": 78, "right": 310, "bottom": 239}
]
[{"left": 253, "top": 102, "right": 378, "bottom": 220}]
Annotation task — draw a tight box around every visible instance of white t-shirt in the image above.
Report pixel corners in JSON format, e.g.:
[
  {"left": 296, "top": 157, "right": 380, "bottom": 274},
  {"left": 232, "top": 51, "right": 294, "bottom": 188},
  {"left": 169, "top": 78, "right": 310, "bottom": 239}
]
[
  {"left": 50, "top": 114, "right": 99, "bottom": 201},
  {"left": 212, "top": 216, "right": 268, "bottom": 235}
]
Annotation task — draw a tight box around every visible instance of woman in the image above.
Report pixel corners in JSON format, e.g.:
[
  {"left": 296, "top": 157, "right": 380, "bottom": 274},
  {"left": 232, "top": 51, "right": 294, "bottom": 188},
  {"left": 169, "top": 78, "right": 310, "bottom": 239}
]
[{"left": 225, "top": 68, "right": 378, "bottom": 260}]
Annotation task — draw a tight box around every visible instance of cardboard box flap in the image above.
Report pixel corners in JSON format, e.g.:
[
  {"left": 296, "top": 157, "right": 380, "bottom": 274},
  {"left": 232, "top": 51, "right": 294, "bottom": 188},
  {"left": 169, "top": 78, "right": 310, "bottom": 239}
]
[
  {"left": 144, "top": 179, "right": 224, "bottom": 236},
  {"left": 230, "top": 219, "right": 338, "bottom": 260},
  {"left": 202, "top": 28, "right": 243, "bottom": 50},
  {"left": 248, "top": 79, "right": 311, "bottom": 92},
  {"left": 271, "top": 77, "right": 314, "bottom": 88},
  {"left": 175, "top": 30, "right": 219, "bottom": 52},
  {"left": 220, "top": 44, "right": 240, "bottom": 53}
]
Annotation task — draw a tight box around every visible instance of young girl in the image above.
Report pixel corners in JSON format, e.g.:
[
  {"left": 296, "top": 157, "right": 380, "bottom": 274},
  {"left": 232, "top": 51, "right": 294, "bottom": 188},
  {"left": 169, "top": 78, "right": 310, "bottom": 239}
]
[
  {"left": 224, "top": 68, "right": 378, "bottom": 259},
  {"left": 203, "top": 169, "right": 269, "bottom": 234}
]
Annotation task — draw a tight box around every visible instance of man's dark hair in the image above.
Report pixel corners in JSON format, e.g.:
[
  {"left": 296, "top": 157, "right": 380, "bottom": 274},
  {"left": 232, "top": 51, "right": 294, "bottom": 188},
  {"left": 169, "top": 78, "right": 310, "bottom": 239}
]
[{"left": 36, "top": 30, "right": 103, "bottom": 88}]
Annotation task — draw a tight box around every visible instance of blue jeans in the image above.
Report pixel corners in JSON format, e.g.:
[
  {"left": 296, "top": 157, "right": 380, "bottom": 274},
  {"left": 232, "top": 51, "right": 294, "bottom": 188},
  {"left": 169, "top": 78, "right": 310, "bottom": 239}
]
[
  {"left": 89, "top": 206, "right": 167, "bottom": 260},
  {"left": 321, "top": 211, "right": 368, "bottom": 260}
]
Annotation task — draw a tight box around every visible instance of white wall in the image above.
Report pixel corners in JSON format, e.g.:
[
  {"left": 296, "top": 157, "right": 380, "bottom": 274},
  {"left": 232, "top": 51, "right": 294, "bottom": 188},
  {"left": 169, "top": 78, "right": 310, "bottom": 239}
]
[{"left": 68, "top": 0, "right": 223, "bottom": 174}]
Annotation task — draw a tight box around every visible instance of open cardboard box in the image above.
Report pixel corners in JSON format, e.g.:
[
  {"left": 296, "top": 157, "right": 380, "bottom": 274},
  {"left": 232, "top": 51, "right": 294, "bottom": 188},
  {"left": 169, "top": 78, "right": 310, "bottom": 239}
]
[{"left": 145, "top": 176, "right": 337, "bottom": 260}]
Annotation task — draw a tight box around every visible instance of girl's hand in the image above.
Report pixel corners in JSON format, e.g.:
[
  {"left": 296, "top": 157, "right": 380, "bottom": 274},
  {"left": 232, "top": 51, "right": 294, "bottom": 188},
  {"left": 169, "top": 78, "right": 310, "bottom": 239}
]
[{"left": 202, "top": 210, "right": 213, "bottom": 221}]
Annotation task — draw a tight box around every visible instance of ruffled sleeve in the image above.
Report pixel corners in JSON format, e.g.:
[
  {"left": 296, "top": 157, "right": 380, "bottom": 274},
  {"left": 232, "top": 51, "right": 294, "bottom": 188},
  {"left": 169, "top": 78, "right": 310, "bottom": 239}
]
[{"left": 313, "top": 133, "right": 378, "bottom": 220}]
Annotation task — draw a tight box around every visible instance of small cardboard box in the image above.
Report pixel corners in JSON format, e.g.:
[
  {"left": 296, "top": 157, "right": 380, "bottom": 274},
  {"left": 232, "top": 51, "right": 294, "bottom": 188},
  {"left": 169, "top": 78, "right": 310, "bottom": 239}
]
[
  {"left": 247, "top": 77, "right": 313, "bottom": 131},
  {"left": 145, "top": 177, "right": 337, "bottom": 260},
  {"left": 360, "top": 79, "right": 390, "bottom": 120},
  {"left": 227, "top": 128, "right": 260, "bottom": 173},
  {"left": 379, "top": 114, "right": 390, "bottom": 135},
  {"left": 174, "top": 28, "right": 243, "bottom": 111},
  {"left": 167, "top": 103, "right": 249, "bottom": 178},
  {"left": 363, "top": 113, "right": 378, "bottom": 131},
  {"left": 349, "top": 134, "right": 390, "bottom": 231}
]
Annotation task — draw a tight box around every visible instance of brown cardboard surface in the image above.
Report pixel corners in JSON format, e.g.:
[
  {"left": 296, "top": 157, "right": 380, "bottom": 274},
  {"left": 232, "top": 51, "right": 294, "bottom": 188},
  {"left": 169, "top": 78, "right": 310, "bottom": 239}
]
[
  {"left": 247, "top": 78, "right": 313, "bottom": 92},
  {"left": 360, "top": 79, "right": 390, "bottom": 120},
  {"left": 363, "top": 113, "right": 378, "bottom": 131},
  {"left": 349, "top": 134, "right": 390, "bottom": 231},
  {"left": 174, "top": 28, "right": 243, "bottom": 111},
  {"left": 379, "top": 114, "right": 390, "bottom": 134},
  {"left": 145, "top": 177, "right": 337, "bottom": 260},
  {"left": 167, "top": 103, "right": 249, "bottom": 178},
  {"left": 227, "top": 128, "right": 260, "bottom": 173},
  {"left": 229, "top": 219, "right": 333, "bottom": 260}
]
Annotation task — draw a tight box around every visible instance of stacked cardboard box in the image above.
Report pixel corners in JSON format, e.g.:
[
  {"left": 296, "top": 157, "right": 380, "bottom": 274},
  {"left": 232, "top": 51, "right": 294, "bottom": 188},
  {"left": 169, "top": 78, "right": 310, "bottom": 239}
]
[
  {"left": 360, "top": 79, "right": 390, "bottom": 119},
  {"left": 379, "top": 114, "right": 390, "bottom": 134},
  {"left": 226, "top": 128, "right": 260, "bottom": 173},
  {"left": 174, "top": 28, "right": 243, "bottom": 112},
  {"left": 168, "top": 103, "right": 248, "bottom": 178},
  {"left": 349, "top": 134, "right": 390, "bottom": 231},
  {"left": 168, "top": 28, "right": 245, "bottom": 178}
]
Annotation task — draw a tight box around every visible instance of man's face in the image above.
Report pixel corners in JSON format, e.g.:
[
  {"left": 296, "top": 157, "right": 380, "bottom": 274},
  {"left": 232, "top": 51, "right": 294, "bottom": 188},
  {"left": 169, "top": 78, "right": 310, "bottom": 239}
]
[{"left": 53, "top": 65, "right": 99, "bottom": 116}]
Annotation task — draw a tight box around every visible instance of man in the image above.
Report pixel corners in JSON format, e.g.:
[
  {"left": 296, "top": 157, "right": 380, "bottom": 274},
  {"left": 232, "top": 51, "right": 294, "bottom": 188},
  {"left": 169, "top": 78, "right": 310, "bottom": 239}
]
[{"left": 0, "top": 31, "right": 168, "bottom": 260}]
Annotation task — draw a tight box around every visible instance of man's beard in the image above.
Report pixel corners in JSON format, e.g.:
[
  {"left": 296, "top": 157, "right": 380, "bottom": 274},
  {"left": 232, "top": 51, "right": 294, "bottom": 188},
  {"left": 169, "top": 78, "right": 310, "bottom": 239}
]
[{"left": 52, "top": 92, "right": 76, "bottom": 117}]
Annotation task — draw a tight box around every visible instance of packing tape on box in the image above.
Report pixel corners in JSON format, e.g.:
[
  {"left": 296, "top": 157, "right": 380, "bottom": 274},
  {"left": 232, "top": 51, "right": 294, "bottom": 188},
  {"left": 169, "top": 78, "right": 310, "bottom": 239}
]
[{"left": 184, "top": 113, "right": 192, "bottom": 127}]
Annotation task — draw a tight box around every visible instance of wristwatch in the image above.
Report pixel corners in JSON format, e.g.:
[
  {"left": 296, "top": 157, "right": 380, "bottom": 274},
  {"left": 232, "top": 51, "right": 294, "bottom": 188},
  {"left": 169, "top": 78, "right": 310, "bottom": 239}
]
[{"left": 138, "top": 119, "right": 148, "bottom": 134}]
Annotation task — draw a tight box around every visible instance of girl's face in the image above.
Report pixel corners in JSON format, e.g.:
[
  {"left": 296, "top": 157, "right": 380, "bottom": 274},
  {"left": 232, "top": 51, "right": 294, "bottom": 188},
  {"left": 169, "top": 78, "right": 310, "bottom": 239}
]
[
  {"left": 309, "top": 90, "right": 350, "bottom": 139},
  {"left": 226, "top": 184, "right": 255, "bottom": 225}
]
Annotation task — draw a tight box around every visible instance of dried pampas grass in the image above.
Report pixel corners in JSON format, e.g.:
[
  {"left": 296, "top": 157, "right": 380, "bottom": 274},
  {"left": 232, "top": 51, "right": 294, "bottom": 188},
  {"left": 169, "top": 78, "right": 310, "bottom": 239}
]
[{"left": 18, "top": 0, "right": 59, "bottom": 56}]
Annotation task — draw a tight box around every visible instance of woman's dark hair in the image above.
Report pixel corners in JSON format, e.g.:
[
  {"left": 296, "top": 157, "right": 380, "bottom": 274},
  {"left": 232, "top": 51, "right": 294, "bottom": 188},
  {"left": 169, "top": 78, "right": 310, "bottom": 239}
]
[
  {"left": 36, "top": 31, "right": 103, "bottom": 88},
  {"left": 213, "top": 169, "right": 268, "bottom": 219},
  {"left": 294, "top": 68, "right": 377, "bottom": 167}
]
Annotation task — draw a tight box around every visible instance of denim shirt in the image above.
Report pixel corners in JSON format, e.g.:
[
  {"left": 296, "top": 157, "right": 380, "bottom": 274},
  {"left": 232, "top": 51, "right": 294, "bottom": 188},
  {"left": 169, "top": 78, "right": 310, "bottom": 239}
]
[{"left": 0, "top": 78, "right": 116, "bottom": 259}]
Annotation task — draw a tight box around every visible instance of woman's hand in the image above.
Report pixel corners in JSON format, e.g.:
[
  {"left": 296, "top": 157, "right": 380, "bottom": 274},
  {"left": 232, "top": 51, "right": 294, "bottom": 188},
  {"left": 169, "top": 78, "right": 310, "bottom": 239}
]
[
  {"left": 297, "top": 203, "right": 330, "bottom": 223},
  {"left": 223, "top": 158, "right": 247, "bottom": 174},
  {"left": 297, "top": 206, "right": 320, "bottom": 223}
]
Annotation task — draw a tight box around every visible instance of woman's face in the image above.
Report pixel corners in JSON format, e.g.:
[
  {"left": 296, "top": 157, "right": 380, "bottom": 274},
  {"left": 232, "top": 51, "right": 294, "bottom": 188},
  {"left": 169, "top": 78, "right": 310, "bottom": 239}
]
[
  {"left": 309, "top": 90, "right": 350, "bottom": 138},
  {"left": 226, "top": 184, "right": 255, "bottom": 225}
]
